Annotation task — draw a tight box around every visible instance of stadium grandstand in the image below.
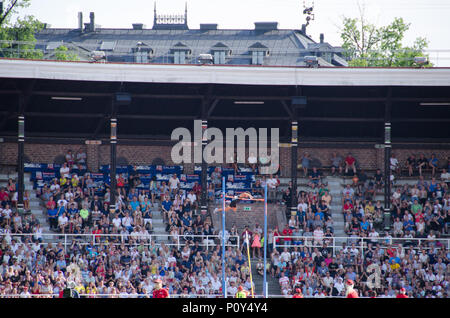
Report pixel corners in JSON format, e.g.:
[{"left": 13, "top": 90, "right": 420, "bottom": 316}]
[{"left": 0, "top": 8, "right": 449, "bottom": 299}]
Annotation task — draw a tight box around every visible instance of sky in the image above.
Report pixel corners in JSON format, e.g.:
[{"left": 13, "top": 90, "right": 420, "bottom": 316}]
[{"left": 13, "top": 0, "right": 450, "bottom": 66}]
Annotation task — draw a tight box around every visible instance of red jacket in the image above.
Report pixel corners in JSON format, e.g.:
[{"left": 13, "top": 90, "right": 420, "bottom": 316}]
[
  {"left": 153, "top": 288, "right": 169, "bottom": 298},
  {"left": 347, "top": 290, "right": 359, "bottom": 298}
]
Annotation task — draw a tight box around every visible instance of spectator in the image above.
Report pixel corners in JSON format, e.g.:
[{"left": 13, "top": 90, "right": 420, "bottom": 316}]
[
  {"left": 406, "top": 154, "right": 417, "bottom": 177},
  {"left": 60, "top": 162, "right": 71, "bottom": 179},
  {"left": 308, "top": 167, "right": 322, "bottom": 189},
  {"left": 65, "top": 150, "right": 75, "bottom": 168},
  {"left": 344, "top": 153, "right": 357, "bottom": 175},
  {"left": 75, "top": 148, "right": 87, "bottom": 166},
  {"left": 390, "top": 153, "right": 400, "bottom": 176},
  {"left": 417, "top": 153, "right": 428, "bottom": 177},
  {"left": 300, "top": 152, "right": 311, "bottom": 177},
  {"left": 428, "top": 154, "right": 439, "bottom": 177},
  {"left": 330, "top": 152, "right": 343, "bottom": 176}
]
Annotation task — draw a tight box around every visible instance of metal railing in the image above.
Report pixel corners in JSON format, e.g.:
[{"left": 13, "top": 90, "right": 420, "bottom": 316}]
[{"left": 273, "top": 235, "right": 450, "bottom": 256}]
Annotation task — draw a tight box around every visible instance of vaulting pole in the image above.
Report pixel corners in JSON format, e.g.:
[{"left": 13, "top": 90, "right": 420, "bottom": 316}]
[
  {"left": 263, "top": 182, "right": 268, "bottom": 298},
  {"left": 221, "top": 176, "right": 226, "bottom": 298},
  {"left": 246, "top": 236, "right": 255, "bottom": 298}
]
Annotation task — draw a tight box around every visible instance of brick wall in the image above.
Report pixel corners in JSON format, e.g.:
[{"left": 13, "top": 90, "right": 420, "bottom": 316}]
[{"left": 1, "top": 142, "right": 449, "bottom": 176}]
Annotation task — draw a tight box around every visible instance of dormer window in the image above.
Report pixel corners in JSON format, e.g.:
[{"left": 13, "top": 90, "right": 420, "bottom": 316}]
[
  {"left": 249, "top": 42, "right": 269, "bottom": 65},
  {"left": 172, "top": 42, "right": 191, "bottom": 64},
  {"left": 132, "top": 42, "right": 153, "bottom": 63},
  {"left": 211, "top": 42, "right": 231, "bottom": 65}
]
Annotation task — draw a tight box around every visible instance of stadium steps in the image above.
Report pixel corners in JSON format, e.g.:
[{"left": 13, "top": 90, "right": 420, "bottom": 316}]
[
  {"left": 150, "top": 201, "right": 170, "bottom": 244},
  {"left": 327, "top": 177, "right": 346, "bottom": 238},
  {"left": 249, "top": 257, "right": 281, "bottom": 297},
  {"left": 0, "top": 173, "right": 55, "bottom": 241}
]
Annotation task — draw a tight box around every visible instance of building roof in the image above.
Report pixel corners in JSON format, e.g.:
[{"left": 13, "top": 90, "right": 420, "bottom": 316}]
[{"left": 34, "top": 20, "right": 347, "bottom": 66}]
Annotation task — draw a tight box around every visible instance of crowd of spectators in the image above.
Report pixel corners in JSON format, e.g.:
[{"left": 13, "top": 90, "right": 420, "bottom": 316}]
[
  {"left": 271, "top": 151, "right": 449, "bottom": 298},
  {"left": 0, "top": 150, "right": 258, "bottom": 297},
  {"left": 272, "top": 237, "right": 449, "bottom": 298},
  {"left": 1, "top": 149, "right": 450, "bottom": 298},
  {"left": 0, "top": 234, "right": 260, "bottom": 297}
]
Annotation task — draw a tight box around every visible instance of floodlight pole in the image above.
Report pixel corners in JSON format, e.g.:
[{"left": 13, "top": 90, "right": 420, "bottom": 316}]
[
  {"left": 263, "top": 183, "right": 268, "bottom": 298},
  {"left": 221, "top": 176, "right": 226, "bottom": 298}
]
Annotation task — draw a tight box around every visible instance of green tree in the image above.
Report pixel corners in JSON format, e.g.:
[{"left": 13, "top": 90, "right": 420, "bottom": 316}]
[
  {"left": 54, "top": 45, "right": 80, "bottom": 61},
  {"left": 0, "top": 0, "right": 44, "bottom": 59},
  {"left": 339, "top": 7, "right": 432, "bottom": 67}
]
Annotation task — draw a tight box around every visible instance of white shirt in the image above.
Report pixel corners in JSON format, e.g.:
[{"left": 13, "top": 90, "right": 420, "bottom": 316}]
[
  {"left": 58, "top": 215, "right": 68, "bottom": 226},
  {"left": 369, "top": 231, "right": 379, "bottom": 241},
  {"left": 440, "top": 172, "right": 450, "bottom": 181},
  {"left": 187, "top": 193, "right": 197, "bottom": 203},
  {"left": 60, "top": 166, "right": 70, "bottom": 178},
  {"left": 390, "top": 158, "right": 399, "bottom": 170},
  {"left": 112, "top": 217, "right": 122, "bottom": 228},
  {"left": 334, "top": 280, "right": 344, "bottom": 293},
  {"left": 65, "top": 192, "right": 74, "bottom": 201},
  {"left": 280, "top": 251, "right": 291, "bottom": 262},
  {"left": 227, "top": 285, "right": 238, "bottom": 296},
  {"left": 50, "top": 184, "right": 60, "bottom": 192},
  {"left": 322, "top": 276, "right": 333, "bottom": 288},
  {"left": 266, "top": 178, "right": 278, "bottom": 189},
  {"left": 169, "top": 177, "right": 180, "bottom": 189},
  {"left": 297, "top": 203, "right": 308, "bottom": 213},
  {"left": 122, "top": 216, "right": 132, "bottom": 227},
  {"left": 248, "top": 156, "right": 257, "bottom": 164}
]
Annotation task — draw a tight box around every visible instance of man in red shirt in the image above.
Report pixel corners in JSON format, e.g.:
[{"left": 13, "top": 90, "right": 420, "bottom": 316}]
[
  {"left": 345, "top": 279, "right": 359, "bottom": 298},
  {"left": 273, "top": 227, "right": 281, "bottom": 246},
  {"left": 396, "top": 288, "right": 408, "bottom": 298},
  {"left": 192, "top": 182, "right": 202, "bottom": 198},
  {"left": 344, "top": 153, "right": 357, "bottom": 175},
  {"left": 282, "top": 225, "right": 292, "bottom": 246},
  {"left": 0, "top": 187, "right": 9, "bottom": 208},
  {"left": 152, "top": 279, "right": 169, "bottom": 298},
  {"left": 293, "top": 288, "right": 304, "bottom": 298}
]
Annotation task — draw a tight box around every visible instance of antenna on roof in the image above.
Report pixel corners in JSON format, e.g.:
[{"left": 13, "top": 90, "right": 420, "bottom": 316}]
[{"left": 302, "top": 0, "right": 315, "bottom": 27}]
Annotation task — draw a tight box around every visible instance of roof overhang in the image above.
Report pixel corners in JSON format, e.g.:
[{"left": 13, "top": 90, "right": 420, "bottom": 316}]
[{"left": 1, "top": 58, "right": 450, "bottom": 87}]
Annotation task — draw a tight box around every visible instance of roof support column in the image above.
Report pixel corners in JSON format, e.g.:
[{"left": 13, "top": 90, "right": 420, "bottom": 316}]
[
  {"left": 290, "top": 120, "right": 298, "bottom": 216},
  {"left": 110, "top": 111, "right": 117, "bottom": 213},
  {"left": 383, "top": 87, "right": 392, "bottom": 231},
  {"left": 200, "top": 100, "right": 208, "bottom": 217}
]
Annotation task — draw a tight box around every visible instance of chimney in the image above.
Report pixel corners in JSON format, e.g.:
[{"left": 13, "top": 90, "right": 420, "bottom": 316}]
[
  {"left": 200, "top": 23, "right": 218, "bottom": 31},
  {"left": 78, "top": 12, "right": 83, "bottom": 31},
  {"left": 90, "top": 12, "right": 95, "bottom": 32},
  {"left": 320, "top": 33, "right": 324, "bottom": 43},
  {"left": 301, "top": 24, "right": 306, "bottom": 34},
  {"left": 254, "top": 22, "right": 278, "bottom": 31},
  {"left": 132, "top": 23, "right": 144, "bottom": 30}
]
